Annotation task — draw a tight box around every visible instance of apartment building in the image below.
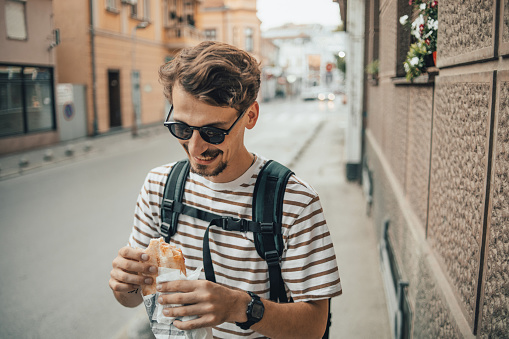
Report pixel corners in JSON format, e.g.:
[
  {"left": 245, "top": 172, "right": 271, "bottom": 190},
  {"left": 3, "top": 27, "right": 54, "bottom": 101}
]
[
  {"left": 53, "top": 0, "right": 203, "bottom": 137},
  {"left": 197, "top": 0, "right": 261, "bottom": 59},
  {"left": 0, "top": 0, "right": 59, "bottom": 154}
]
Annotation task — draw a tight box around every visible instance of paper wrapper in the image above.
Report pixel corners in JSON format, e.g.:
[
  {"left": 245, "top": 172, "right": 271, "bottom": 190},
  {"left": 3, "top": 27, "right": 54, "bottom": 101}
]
[{"left": 142, "top": 267, "right": 213, "bottom": 339}]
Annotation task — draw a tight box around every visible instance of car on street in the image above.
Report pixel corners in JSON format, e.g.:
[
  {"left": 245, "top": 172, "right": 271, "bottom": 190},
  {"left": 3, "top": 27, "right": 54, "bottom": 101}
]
[{"left": 301, "top": 87, "right": 336, "bottom": 101}]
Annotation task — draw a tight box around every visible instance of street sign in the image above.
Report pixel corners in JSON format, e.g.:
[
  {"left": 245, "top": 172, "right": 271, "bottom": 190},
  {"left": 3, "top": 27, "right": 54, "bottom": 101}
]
[{"left": 63, "top": 102, "right": 75, "bottom": 121}]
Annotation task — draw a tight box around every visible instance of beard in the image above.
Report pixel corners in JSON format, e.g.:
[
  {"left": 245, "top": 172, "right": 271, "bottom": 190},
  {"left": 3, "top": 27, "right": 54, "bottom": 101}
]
[{"left": 183, "top": 145, "right": 228, "bottom": 178}]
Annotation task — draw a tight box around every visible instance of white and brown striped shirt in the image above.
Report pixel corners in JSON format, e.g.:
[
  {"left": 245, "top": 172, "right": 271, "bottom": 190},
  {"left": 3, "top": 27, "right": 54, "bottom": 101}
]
[{"left": 128, "top": 154, "right": 342, "bottom": 338}]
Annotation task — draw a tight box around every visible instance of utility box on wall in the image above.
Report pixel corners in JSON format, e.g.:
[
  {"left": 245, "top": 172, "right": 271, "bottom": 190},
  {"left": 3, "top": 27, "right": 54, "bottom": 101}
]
[{"left": 57, "top": 84, "right": 87, "bottom": 141}]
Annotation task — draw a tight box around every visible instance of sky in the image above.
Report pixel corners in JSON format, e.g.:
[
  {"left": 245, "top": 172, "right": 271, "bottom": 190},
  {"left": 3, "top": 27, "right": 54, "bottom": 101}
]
[{"left": 257, "top": 0, "right": 341, "bottom": 30}]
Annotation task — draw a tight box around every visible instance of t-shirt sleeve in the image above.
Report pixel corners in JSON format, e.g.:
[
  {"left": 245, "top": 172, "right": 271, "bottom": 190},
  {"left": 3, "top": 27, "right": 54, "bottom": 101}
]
[
  {"left": 281, "top": 178, "right": 342, "bottom": 302},
  {"left": 127, "top": 167, "right": 168, "bottom": 249}
]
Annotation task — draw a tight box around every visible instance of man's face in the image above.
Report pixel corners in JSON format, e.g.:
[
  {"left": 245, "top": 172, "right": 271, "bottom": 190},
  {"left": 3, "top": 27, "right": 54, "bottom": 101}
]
[{"left": 171, "top": 85, "right": 255, "bottom": 183}]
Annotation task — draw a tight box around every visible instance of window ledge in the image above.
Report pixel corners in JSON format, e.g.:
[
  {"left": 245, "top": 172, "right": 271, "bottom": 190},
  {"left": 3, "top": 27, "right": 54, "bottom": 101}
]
[
  {"left": 392, "top": 67, "right": 439, "bottom": 86},
  {"left": 106, "top": 7, "right": 120, "bottom": 14}
]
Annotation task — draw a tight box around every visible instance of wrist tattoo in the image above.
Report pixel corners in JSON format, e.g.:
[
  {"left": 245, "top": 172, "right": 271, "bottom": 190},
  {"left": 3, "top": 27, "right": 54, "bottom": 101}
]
[{"left": 128, "top": 288, "right": 139, "bottom": 294}]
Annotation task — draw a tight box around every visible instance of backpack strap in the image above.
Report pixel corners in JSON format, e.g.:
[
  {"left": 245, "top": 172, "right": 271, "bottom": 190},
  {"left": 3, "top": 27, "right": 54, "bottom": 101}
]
[
  {"left": 252, "top": 160, "right": 294, "bottom": 302},
  {"left": 160, "top": 160, "right": 190, "bottom": 243},
  {"left": 160, "top": 159, "right": 294, "bottom": 303}
]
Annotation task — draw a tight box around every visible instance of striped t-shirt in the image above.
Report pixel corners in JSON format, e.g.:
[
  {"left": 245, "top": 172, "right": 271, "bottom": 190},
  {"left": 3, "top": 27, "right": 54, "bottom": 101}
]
[{"left": 128, "top": 154, "right": 342, "bottom": 338}]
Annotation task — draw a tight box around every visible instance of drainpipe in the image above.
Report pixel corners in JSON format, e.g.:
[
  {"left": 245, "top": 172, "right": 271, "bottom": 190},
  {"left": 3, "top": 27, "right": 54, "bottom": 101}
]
[{"left": 89, "top": 0, "right": 98, "bottom": 136}]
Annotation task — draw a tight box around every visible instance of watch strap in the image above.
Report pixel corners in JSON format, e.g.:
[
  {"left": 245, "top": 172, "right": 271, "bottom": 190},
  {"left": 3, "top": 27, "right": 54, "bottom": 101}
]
[{"left": 236, "top": 291, "right": 264, "bottom": 330}]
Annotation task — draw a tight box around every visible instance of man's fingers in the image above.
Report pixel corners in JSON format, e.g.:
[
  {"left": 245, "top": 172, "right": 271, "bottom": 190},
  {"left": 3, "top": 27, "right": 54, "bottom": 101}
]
[
  {"left": 118, "top": 246, "right": 149, "bottom": 262},
  {"left": 157, "top": 279, "right": 204, "bottom": 293},
  {"left": 113, "top": 255, "right": 156, "bottom": 275},
  {"left": 110, "top": 265, "right": 153, "bottom": 287},
  {"left": 108, "top": 277, "right": 140, "bottom": 293},
  {"left": 172, "top": 314, "right": 218, "bottom": 331}
]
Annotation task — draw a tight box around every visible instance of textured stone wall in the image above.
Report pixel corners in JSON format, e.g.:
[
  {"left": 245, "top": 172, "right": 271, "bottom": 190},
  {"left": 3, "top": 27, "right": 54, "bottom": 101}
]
[
  {"left": 365, "top": 0, "right": 509, "bottom": 336},
  {"left": 405, "top": 87, "right": 433, "bottom": 228},
  {"left": 413, "top": 258, "right": 462, "bottom": 338},
  {"left": 503, "top": 0, "right": 509, "bottom": 42},
  {"left": 428, "top": 73, "right": 493, "bottom": 325},
  {"left": 479, "top": 73, "right": 509, "bottom": 338},
  {"left": 366, "top": 136, "right": 461, "bottom": 338},
  {"left": 387, "top": 86, "right": 408, "bottom": 191},
  {"left": 438, "top": 0, "right": 495, "bottom": 66}
]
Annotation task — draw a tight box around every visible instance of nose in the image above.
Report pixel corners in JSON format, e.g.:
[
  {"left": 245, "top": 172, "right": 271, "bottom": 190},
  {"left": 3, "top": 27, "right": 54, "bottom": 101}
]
[{"left": 186, "top": 129, "right": 209, "bottom": 156}]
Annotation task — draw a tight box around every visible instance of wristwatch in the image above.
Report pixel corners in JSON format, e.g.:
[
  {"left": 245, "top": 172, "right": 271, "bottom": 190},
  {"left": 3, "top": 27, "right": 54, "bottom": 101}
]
[{"left": 235, "top": 291, "right": 265, "bottom": 330}]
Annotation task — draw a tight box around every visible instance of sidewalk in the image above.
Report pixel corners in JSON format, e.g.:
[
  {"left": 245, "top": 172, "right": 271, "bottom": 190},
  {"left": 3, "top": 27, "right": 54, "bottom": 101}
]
[
  {"left": 0, "top": 124, "right": 166, "bottom": 181},
  {"left": 293, "top": 114, "right": 391, "bottom": 338}
]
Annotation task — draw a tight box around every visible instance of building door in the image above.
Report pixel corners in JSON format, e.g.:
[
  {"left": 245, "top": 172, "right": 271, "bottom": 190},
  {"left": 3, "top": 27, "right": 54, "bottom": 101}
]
[{"left": 108, "top": 70, "right": 121, "bottom": 128}]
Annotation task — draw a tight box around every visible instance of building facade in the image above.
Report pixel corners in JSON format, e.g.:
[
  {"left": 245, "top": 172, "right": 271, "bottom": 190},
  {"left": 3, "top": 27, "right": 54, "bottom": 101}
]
[
  {"left": 53, "top": 0, "right": 203, "bottom": 138},
  {"left": 0, "top": 0, "right": 59, "bottom": 154},
  {"left": 262, "top": 23, "right": 347, "bottom": 99},
  {"left": 361, "top": 0, "right": 509, "bottom": 337},
  {"left": 197, "top": 0, "right": 261, "bottom": 58}
]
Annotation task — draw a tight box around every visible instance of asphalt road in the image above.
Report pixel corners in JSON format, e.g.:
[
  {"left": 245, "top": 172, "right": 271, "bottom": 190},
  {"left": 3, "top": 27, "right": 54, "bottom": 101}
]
[{"left": 0, "top": 98, "right": 342, "bottom": 339}]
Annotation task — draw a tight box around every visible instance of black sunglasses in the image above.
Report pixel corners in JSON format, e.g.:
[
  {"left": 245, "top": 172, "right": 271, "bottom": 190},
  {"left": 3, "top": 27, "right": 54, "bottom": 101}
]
[{"left": 163, "top": 106, "right": 247, "bottom": 145}]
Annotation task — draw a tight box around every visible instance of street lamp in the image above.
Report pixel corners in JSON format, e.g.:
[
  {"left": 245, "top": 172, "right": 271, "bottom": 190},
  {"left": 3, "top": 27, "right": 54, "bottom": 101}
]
[{"left": 131, "top": 21, "right": 149, "bottom": 137}]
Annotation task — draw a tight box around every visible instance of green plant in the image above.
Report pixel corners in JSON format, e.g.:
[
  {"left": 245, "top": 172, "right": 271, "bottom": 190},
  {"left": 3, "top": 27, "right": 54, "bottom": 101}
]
[
  {"left": 403, "top": 41, "right": 428, "bottom": 81},
  {"left": 365, "top": 59, "right": 379, "bottom": 76},
  {"left": 400, "top": 0, "right": 438, "bottom": 81}
]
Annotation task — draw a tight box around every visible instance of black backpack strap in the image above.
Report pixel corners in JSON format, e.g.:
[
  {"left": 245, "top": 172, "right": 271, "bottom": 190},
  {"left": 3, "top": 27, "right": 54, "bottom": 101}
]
[
  {"left": 252, "top": 160, "right": 293, "bottom": 302},
  {"left": 160, "top": 160, "right": 190, "bottom": 243}
]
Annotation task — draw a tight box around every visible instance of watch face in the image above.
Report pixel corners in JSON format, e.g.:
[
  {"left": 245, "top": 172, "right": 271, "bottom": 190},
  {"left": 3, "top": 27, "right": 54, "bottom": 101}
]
[{"left": 252, "top": 302, "right": 264, "bottom": 319}]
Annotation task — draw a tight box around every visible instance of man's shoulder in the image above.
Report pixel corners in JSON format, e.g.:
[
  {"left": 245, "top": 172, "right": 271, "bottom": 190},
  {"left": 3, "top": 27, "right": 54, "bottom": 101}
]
[
  {"left": 285, "top": 173, "right": 319, "bottom": 200},
  {"left": 144, "top": 162, "right": 179, "bottom": 184}
]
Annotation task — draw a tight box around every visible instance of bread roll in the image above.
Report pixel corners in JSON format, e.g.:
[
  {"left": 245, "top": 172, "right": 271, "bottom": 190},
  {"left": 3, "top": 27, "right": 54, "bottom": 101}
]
[{"left": 141, "top": 237, "right": 186, "bottom": 295}]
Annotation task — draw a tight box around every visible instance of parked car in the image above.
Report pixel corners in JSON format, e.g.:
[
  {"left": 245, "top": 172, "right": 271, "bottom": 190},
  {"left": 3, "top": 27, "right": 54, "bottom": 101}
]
[{"left": 301, "top": 87, "right": 336, "bottom": 101}]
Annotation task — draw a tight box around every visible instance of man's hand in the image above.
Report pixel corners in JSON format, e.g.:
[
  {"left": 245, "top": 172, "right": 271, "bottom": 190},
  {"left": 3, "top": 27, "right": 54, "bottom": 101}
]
[
  {"left": 156, "top": 279, "right": 248, "bottom": 330},
  {"left": 156, "top": 280, "right": 329, "bottom": 338},
  {"left": 109, "top": 246, "right": 157, "bottom": 307}
]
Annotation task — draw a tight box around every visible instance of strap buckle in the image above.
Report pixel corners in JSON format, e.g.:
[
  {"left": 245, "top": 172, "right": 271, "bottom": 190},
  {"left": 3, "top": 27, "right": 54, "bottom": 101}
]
[
  {"left": 265, "top": 250, "right": 280, "bottom": 266},
  {"left": 162, "top": 199, "right": 174, "bottom": 211},
  {"left": 160, "top": 222, "right": 170, "bottom": 238},
  {"left": 221, "top": 217, "right": 249, "bottom": 232},
  {"left": 260, "top": 222, "right": 275, "bottom": 234}
]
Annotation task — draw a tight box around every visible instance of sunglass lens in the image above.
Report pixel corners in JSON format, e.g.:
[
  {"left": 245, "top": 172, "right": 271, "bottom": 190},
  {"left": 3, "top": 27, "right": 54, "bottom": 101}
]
[
  {"left": 200, "top": 128, "right": 224, "bottom": 144},
  {"left": 171, "top": 123, "right": 193, "bottom": 140}
]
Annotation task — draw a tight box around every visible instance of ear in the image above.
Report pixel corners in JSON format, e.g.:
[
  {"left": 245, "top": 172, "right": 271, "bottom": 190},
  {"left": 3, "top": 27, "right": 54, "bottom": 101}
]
[{"left": 245, "top": 102, "right": 259, "bottom": 130}]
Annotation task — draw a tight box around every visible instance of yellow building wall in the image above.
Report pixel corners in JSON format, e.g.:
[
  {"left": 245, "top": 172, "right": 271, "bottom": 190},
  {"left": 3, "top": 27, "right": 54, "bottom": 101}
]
[
  {"left": 197, "top": 0, "right": 261, "bottom": 58},
  {"left": 93, "top": 35, "right": 168, "bottom": 133},
  {"left": 53, "top": 0, "right": 207, "bottom": 136}
]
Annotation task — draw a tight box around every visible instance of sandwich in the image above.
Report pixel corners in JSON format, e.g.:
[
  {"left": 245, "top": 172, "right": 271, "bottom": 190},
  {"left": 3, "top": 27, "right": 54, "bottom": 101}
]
[{"left": 141, "top": 237, "right": 186, "bottom": 295}]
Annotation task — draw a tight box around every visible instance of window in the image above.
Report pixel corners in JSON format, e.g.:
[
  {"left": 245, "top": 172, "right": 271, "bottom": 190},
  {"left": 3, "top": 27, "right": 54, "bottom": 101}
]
[
  {"left": 205, "top": 29, "right": 216, "bottom": 40},
  {"left": 106, "top": 0, "right": 118, "bottom": 10},
  {"left": 5, "top": 0, "right": 27, "bottom": 40},
  {"left": 143, "top": 0, "right": 150, "bottom": 20},
  {"left": 131, "top": 3, "right": 138, "bottom": 18},
  {"left": 396, "top": 0, "right": 413, "bottom": 77},
  {"left": 0, "top": 65, "right": 56, "bottom": 137},
  {"left": 245, "top": 27, "right": 253, "bottom": 52}
]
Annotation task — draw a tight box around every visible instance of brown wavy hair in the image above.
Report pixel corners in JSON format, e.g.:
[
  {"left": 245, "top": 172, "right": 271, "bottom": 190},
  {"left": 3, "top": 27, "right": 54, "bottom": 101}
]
[{"left": 159, "top": 41, "right": 261, "bottom": 113}]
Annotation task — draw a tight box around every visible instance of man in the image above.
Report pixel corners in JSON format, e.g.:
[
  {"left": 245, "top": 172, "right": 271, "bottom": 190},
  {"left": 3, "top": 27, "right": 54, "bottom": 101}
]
[{"left": 109, "top": 41, "right": 342, "bottom": 338}]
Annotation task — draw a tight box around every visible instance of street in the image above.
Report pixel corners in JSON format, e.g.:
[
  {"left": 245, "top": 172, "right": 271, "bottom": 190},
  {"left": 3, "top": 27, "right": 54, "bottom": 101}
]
[{"left": 0, "top": 98, "right": 353, "bottom": 338}]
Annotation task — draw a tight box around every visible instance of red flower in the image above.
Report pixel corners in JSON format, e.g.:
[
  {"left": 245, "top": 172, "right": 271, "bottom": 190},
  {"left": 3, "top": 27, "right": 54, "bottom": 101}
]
[{"left": 425, "top": 39, "right": 430, "bottom": 45}]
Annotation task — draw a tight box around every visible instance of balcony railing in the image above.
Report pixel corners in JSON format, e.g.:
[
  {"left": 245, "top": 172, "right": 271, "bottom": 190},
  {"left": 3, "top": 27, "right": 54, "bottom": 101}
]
[{"left": 165, "top": 24, "right": 204, "bottom": 48}]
